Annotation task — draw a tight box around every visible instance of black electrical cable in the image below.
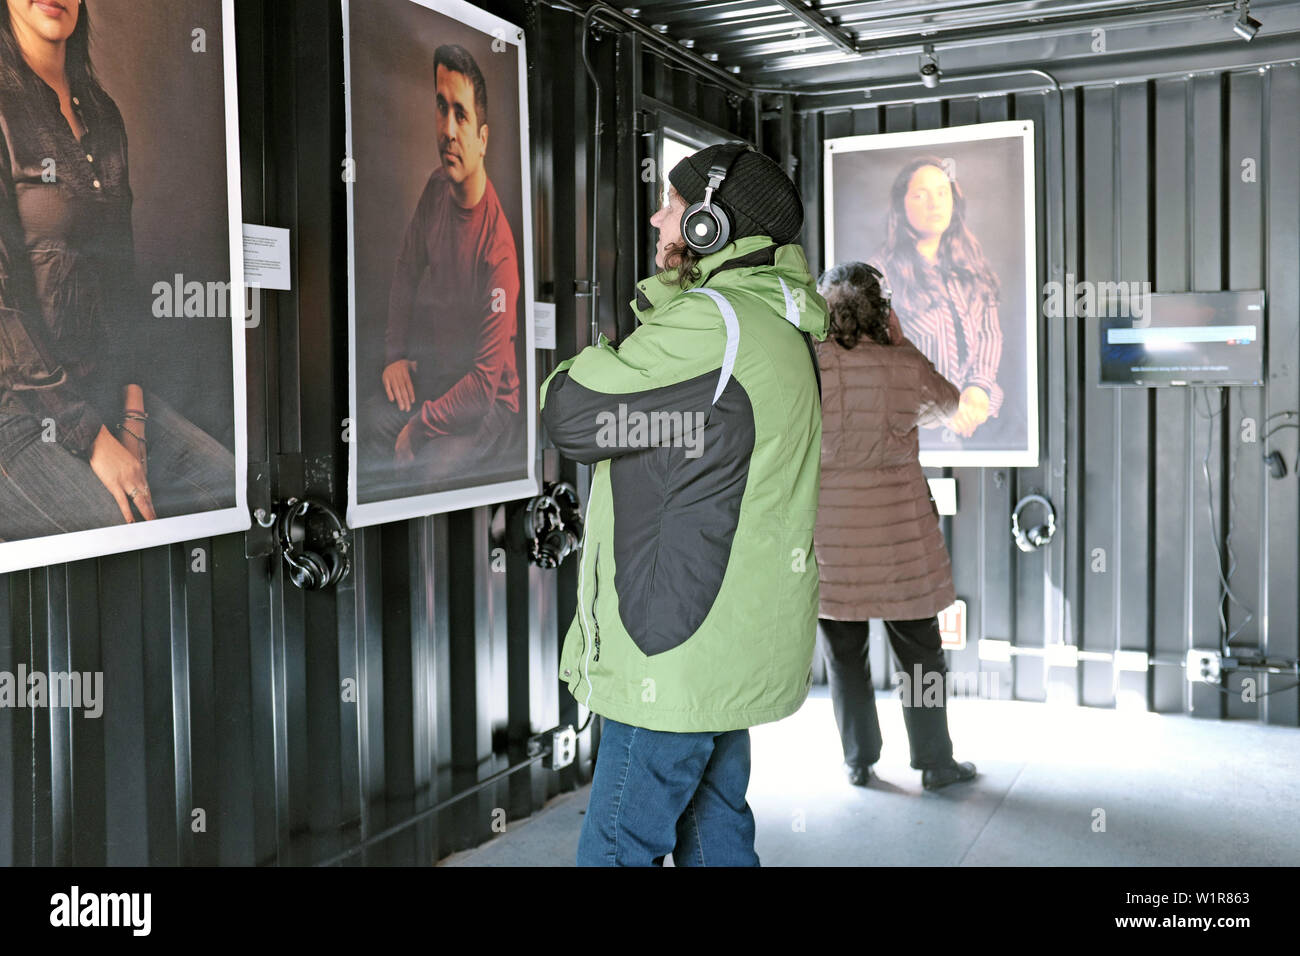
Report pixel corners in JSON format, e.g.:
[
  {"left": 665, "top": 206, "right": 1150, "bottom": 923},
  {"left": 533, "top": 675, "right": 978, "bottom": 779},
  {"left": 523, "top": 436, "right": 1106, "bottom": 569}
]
[
  {"left": 1203, "top": 680, "right": 1300, "bottom": 698},
  {"left": 1194, "top": 389, "right": 1230, "bottom": 642},
  {"left": 1194, "top": 388, "right": 1255, "bottom": 650},
  {"left": 581, "top": 3, "right": 603, "bottom": 349},
  {"left": 1262, "top": 421, "right": 1298, "bottom": 442}
]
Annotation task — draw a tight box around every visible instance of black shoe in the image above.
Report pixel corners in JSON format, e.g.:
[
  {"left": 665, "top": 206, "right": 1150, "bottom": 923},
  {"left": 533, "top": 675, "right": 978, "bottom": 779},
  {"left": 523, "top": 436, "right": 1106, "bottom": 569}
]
[
  {"left": 844, "top": 764, "right": 875, "bottom": 787},
  {"left": 921, "top": 760, "right": 977, "bottom": 791}
]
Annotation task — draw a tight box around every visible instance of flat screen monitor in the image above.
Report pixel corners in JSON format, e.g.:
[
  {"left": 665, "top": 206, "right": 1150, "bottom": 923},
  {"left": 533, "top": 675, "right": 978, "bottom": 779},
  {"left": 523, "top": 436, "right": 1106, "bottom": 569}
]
[{"left": 1099, "top": 290, "right": 1266, "bottom": 387}]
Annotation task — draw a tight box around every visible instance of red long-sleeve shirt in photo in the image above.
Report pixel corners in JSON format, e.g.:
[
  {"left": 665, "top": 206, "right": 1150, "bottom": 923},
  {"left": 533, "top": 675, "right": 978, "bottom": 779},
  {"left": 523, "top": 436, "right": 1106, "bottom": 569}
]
[{"left": 385, "top": 165, "right": 521, "bottom": 438}]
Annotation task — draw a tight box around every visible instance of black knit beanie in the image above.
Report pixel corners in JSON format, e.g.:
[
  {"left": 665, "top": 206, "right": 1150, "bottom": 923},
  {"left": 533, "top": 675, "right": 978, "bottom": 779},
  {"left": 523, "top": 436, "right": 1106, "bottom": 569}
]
[{"left": 668, "top": 144, "right": 805, "bottom": 246}]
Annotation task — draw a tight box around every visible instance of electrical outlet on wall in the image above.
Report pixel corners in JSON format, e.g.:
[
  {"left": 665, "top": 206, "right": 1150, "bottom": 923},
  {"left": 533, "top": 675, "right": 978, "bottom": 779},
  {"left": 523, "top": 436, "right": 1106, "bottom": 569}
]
[
  {"left": 550, "top": 725, "right": 577, "bottom": 770},
  {"left": 1186, "top": 649, "right": 1222, "bottom": 684}
]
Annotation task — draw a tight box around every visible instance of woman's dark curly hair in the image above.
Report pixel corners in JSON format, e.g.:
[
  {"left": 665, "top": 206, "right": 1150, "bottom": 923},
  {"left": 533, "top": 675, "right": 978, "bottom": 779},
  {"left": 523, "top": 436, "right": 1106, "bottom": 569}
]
[
  {"left": 659, "top": 239, "right": 704, "bottom": 289},
  {"left": 817, "top": 261, "right": 892, "bottom": 350}
]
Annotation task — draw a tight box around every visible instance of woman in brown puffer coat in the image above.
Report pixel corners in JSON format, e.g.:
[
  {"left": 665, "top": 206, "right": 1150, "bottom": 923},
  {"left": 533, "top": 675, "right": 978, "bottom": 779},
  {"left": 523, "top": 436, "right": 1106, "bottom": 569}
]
[{"left": 814, "top": 261, "right": 977, "bottom": 792}]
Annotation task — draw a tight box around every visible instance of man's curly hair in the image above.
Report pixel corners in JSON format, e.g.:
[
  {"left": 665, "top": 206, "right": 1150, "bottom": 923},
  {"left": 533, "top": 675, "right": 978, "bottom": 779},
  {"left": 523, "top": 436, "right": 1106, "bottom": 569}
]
[{"left": 817, "top": 261, "right": 892, "bottom": 350}]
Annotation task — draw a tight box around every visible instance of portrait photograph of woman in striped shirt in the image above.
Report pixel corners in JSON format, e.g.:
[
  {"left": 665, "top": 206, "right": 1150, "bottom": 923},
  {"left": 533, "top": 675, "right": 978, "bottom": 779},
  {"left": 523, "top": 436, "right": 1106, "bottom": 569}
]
[
  {"left": 877, "top": 155, "right": 1004, "bottom": 441},
  {"left": 824, "top": 122, "right": 1039, "bottom": 468}
]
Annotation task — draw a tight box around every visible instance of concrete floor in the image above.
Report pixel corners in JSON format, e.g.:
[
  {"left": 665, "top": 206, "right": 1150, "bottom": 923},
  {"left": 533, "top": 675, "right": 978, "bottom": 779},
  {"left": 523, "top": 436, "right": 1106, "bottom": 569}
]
[{"left": 440, "top": 688, "right": 1300, "bottom": 867}]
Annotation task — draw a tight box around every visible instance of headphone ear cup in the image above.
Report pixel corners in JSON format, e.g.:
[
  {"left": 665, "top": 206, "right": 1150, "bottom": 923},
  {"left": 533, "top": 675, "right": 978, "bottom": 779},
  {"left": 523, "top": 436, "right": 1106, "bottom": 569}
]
[
  {"left": 289, "top": 550, "right": 328, "bottom": 590},
  {"left": 1030, "top": 524, "right": 1049, "bottom": 548},
  {"left": 277, "top": 499, "right": 323, "bottom": 590},
  {"left": 316, "top": 499, "right": 351, "bottom": 589},
  {"left": 315, "top": 550, "right": 340, "bottom": 590},
  {"left": 323, "top": 546, "right": 350, "bottom": 590},
  {"left": 682, "top": 202, "right": 729, "bottom": 255}
]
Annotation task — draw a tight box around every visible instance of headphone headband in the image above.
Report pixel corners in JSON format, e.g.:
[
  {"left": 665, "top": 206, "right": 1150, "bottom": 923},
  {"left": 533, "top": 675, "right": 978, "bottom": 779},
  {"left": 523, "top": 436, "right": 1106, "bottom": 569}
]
[
  {"left": 1011, "top": 493, "right": 1057, "bottom": 553},
  {"left": 681, "top": 141, "right": 752, "bottom": 256},
  {"left": 866, "top": 262, "right": 890, "bottom": 295},
  {"left": 703, "top": 141, "right": 749, "bottom": 192}
]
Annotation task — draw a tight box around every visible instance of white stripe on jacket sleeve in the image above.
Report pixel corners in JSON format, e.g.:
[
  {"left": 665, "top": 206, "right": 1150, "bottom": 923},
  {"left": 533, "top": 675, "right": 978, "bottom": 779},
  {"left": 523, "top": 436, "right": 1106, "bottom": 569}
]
[{"left": 687, "top": 287, "right": 741, "bottom": 405}]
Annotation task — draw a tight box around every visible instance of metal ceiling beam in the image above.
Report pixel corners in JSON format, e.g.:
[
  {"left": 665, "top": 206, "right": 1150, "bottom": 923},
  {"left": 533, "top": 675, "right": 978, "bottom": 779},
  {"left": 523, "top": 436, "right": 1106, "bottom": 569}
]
[
  {"left": 823, "top": 0, "right": 1232, "bottom": 27},
  {"left": 753, "top": 1, "right": 1245, "bottom": 73},
  {"left": 770, "top": 0, "right": 861, "bottom": 56},
  {"left": 830, "top": 0, "right": 1236, "bottom": 45},
  {"left": 617, "top": 0, "right": 1236, "bottom": 55},
  {"left": 541, "top": 0, "right": 751, "bottom": 96},
  {"left": 557, "top": 0, "right": 1297, "bottom": 95},
  {"left": 749, "top": 64, "right": 1062, "bottom": 100}
]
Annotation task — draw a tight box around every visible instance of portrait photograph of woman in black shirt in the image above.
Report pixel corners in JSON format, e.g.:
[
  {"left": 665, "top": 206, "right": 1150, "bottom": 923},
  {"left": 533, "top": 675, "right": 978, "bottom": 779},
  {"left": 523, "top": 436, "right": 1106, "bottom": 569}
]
[{"left": 0, "top": 0, "right": 238, "bottom": 557}]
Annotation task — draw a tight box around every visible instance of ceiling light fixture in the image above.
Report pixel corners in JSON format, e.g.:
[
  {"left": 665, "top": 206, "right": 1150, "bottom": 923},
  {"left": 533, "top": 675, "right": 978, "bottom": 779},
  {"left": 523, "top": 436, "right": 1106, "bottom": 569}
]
[{"left": 919, "top": 46, "right": 941, "bottom": 88}]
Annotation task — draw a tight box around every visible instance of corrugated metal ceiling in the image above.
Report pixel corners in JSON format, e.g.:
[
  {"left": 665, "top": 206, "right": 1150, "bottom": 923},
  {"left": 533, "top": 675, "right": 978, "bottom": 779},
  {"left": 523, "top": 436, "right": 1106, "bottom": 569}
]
[{"left": 612, "top": 0, "right": 1300, "bottom": 84}]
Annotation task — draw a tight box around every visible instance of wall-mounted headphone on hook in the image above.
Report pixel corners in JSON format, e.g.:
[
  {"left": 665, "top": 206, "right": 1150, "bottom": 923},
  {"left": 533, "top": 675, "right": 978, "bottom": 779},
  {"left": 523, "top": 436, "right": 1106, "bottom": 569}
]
[
  {"left": 680, "top": 141, "right": 750, "bottom": 256},
  {"left": 1011, "top": 493, "right": 1057, "bottom": 553},
  {"left": 275, "top": 497, "right": 352, "bottom": 591},
  {"left": 513, "top": 481, "right": 584, "bottom": 569}
]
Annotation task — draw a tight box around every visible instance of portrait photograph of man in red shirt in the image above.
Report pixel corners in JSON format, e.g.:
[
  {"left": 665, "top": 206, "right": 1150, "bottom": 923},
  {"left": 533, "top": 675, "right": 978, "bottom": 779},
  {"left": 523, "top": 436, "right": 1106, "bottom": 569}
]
[{"left": 348, "top": 2, "right": 532, "bottom": 511}]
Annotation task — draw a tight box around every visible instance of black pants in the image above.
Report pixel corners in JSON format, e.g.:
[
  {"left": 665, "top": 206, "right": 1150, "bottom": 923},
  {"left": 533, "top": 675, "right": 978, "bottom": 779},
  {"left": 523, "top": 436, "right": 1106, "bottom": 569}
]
[{"left": 818, "top": 617, "right": 955, "bottom": 771}]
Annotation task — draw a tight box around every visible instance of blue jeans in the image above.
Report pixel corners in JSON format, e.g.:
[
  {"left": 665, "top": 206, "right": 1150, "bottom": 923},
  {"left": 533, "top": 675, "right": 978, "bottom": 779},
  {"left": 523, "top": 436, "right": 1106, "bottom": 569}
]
[
  {"left": 576, "top": 717, "right": 760, "bottom": 867},
  {"left": 0, "top": 391, "right": 235, "bottom": 540}
]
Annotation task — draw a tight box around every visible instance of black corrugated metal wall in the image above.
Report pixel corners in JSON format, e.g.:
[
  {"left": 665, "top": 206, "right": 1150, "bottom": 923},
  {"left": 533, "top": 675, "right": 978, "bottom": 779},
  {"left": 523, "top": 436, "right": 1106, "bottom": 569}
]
[
  {"left": 3, "top": 0, "right": 1298, "bottom": 869},
  {"left": 0, "top": 0, "right": 757, "bottom": 868},
  {"left": 795, "top": 64, "right": 1299, "bottom": 726}
]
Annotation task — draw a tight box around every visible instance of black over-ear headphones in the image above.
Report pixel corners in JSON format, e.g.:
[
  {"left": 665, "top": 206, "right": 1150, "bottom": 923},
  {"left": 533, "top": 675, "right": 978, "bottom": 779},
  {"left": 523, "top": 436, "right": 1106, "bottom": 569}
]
[
  {"left": 680, "top": 141, "right": 750, "bottom": 256},
  {"left": 1011, "top": 493, "right": 1057, "bottom": 553},
  {"left": 276, "top": 497, "right": 352, "bottom": 591},
  {"left": 863, "top": 262, "right": 893, "bottom": 310},
  {"left": 516, "top": 481, "right": 584, "bottom": 569}
]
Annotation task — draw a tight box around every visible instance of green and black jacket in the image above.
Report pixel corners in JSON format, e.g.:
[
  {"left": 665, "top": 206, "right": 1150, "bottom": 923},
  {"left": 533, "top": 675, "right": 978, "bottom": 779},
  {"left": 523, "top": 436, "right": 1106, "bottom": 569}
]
[{"left": 540, "top": 235, "right": 829, "bottom": 732}]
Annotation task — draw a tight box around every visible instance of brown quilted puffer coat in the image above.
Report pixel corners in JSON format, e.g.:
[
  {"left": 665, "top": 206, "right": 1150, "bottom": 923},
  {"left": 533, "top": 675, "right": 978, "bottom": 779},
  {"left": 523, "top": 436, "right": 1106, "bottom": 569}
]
[{"left": 814, "top": 317, "right": 961, "bottom": 622}]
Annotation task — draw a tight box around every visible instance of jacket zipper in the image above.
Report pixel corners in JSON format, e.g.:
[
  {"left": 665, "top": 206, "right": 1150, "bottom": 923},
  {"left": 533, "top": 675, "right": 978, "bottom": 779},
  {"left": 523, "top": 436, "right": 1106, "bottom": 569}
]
[
  {"left": 590, "top": 543, "right": 601, "bottom": 662},
  {"left": 574, "top": 505, "right": 599, "bottom": 712}
]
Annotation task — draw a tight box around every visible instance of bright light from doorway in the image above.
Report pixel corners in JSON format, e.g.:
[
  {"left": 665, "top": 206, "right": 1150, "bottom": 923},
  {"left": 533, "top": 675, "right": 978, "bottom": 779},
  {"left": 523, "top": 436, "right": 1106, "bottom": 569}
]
[{"left": 661, "top": 134, "right": 694, "bottom": 208}]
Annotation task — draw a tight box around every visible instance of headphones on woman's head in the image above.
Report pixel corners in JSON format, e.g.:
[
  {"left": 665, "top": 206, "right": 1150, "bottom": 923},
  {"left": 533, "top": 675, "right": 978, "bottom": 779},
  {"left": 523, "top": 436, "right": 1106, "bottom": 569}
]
[
  {"left": 1011, "top": 493, "right": 1057, "bottom": 553},
  {"left": 276, "top": 497, "right": 352, "bottom": 591},
  {"left": 863, "top": 262, "right": 892, "bottom": 307},
  {"left": 680, "top": 141, "right": 750, "bottom": 256}
]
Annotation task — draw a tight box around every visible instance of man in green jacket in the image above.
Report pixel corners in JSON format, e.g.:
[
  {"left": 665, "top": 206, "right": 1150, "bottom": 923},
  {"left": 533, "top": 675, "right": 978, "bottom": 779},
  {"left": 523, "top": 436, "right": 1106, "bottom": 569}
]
[{"left": 539, "top": 143, "right": 827, "bottom": 866}]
